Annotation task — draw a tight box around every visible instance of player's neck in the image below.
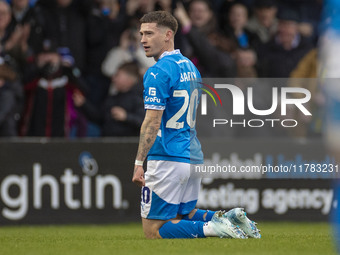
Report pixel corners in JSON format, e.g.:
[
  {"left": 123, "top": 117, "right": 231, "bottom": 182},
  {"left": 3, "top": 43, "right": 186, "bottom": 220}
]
[{"left": 155, "top": 42, "right": 175, "bottom": 61}]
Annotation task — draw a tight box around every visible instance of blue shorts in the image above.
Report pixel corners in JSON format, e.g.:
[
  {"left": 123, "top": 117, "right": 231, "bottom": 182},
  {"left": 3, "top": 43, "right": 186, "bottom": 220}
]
[{"left": 140, "top": 160, "right": 202, "bottom": 220}]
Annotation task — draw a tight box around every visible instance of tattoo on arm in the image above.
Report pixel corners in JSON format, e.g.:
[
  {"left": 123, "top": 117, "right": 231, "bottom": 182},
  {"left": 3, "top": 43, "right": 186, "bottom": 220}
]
[{"left": 135, "top": 110, "right": 163, "bottom": 162}]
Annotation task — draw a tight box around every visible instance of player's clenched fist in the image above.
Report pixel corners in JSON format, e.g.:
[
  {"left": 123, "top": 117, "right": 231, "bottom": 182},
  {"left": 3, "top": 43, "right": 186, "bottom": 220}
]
[{"left": 132, "top": 166, "right": 145, "bottom": 187}]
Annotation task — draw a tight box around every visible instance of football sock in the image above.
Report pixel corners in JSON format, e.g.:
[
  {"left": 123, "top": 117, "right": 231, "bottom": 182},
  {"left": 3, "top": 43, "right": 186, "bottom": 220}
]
[
  {"left": 182, "top": 209, "right": 216, "bottom": 222},
  {"left": 159, "top": 220, "right": 205, "bottom": 239},
  {"left": 203, "top": 221, "right": 219, "bottom": 237}
]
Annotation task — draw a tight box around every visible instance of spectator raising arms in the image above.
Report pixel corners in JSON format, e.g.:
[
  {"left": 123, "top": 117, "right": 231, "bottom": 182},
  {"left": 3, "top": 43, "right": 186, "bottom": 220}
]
[
  {"left": 174, "top": 0, "right": 236, "bottom": 77},
  {"left": 102, "top": 23, "right": 155, "bottom": 78},
  {"left": 224, "top": 2, "right": 262, "bottom": 77},
  {"left": 8, "top": 0, "right": 45, "bottom": 55},
  {"left": 0, "top": 0, "right": 30, "bottom": 73}
]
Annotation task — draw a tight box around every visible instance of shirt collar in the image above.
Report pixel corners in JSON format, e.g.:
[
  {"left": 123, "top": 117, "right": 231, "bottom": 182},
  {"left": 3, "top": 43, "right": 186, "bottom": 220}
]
[{"left": 159, "top": 49, "right": 181, "bottom": 60}]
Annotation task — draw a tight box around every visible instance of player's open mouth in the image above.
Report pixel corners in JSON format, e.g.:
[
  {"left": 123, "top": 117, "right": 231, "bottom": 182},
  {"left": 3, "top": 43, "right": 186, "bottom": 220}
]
[{"left": 144, "top": 46, "right": 150, "bottom": 51}]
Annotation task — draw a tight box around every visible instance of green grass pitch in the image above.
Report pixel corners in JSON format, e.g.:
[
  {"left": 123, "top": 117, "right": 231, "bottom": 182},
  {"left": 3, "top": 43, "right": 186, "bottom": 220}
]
[{"left": 0, "top": 222, "right": 337, "bottom": 255}]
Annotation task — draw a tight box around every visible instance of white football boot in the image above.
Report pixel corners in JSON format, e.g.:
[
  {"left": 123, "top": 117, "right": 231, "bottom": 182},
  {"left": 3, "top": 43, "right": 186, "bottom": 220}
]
[
  {"left": 225, "top": 208, "right": 261, "bottom": 238},
  {"left": 210, "top": 210, "right": 247, "bottom": 239}
]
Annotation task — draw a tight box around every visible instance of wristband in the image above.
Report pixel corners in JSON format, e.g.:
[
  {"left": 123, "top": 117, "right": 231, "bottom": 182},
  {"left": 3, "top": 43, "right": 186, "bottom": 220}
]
[{"left": 135, "top": 160, "right": 144, "bottom": 166}]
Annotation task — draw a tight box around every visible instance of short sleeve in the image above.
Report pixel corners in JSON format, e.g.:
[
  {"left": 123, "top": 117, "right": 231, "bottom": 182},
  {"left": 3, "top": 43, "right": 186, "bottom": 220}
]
[{"left": 143, "top": 67, "right": 171, "bottom": 110}]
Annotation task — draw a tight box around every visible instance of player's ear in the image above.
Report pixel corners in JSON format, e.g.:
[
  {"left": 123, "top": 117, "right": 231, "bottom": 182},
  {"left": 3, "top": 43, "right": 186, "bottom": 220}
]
[{"left": 165, "top": 29, "right": 173, "bottom": 42}]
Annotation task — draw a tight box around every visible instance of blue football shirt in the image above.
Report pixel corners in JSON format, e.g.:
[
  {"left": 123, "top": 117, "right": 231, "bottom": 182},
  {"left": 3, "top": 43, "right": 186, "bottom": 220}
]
[{"left": 143, "top": 50, "right": 203, "bottom": 164}]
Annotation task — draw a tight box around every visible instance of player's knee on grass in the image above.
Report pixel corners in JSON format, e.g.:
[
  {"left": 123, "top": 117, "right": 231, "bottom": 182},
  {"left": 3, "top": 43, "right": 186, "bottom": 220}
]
[
  {"left": 142, "top": 218, "right": 165, "bottom": 239},
  {"left": 143, "top": 227, "right": 160, "bottom": 239},
  {"left": 142, "top": 218, "right": 181, "bottom": 239}
]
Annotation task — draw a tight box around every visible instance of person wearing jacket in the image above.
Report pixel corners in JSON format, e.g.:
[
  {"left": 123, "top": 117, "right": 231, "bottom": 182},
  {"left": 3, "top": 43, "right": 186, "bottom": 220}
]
[
  {"left": 257, "top": 8, "right": 313, "bottom": 78},
  {"left": 73, "top": 62, "right": 144, "bottom": 137}
]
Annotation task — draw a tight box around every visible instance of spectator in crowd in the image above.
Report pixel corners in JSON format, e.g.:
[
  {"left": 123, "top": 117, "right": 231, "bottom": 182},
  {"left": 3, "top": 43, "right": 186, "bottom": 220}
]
[
  {"left": 174, "top": 0, "right": 236, "bottom": 77},
  {"left": 276, "top": 0, "right": 322, "bottom": 45},
  {"left": 85, "top": 0, "right": 127, "bottom": 136},
  {"left": 0, "top": 1, "right": 12, "bottom": 47},
  {"left": 0, "top": 57, "right": 22, "bottom": 136},
  {"left": 225, "top": 2, "right": 261, "bottom": 50},
  {"left": 40, "top": 0, "right": 87, "bottom": 72},
  {"left": 86, "top": 0, "right": 172, "bottom": 107},
  {"left": 73, "top": 62, "right": 144, "bottom": 137},
  {"left": 101, "top": 23, "right": 155, "bottom": 79},
  {"left": 126, "top": 0, "right": 156, "bottom": 20},
  {"left": 257, "top": 8, "right": 313, "bottom": 78},
  {"left": 86, "top": 0, "right": 126, "bottom": 79},
  {"left": 0, "top": 0, "right": 324, "bottom": 138},
  {"left": 224, "top": 2, "right": 261, "bottom": 77},
  {"left": 0, "top": 0, "right": 28, "bottom": 74},
  {"left": 8, "top": 0, "right": 45, "bottom": 56},
  {"left": 217, "top": 0, "right": 257, "bottom": 28},
  {"left": 246, "top": 0, "right": 278, "bottom": 43},
  {"left": 125, "top": 0, "right": 175, "bottom": 33},
  {"left": 21, "top": 41, "right": 87, "bottom": 137},
  {"left": 155, "top": 0, "right": 172, "bottom": 12}
]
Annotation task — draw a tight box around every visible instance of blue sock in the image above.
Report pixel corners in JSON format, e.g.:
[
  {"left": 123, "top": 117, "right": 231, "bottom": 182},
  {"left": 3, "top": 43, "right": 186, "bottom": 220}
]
[
  {"left": 159, "top": 220, "right": 205, "bottom": 239},
  {"left": 182, "top": 209, "right": 216, "bottom": 222}
]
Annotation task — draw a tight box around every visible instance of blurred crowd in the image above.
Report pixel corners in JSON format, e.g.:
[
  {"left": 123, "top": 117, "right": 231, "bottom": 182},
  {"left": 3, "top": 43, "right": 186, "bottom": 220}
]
[{"left": 0, "top": 0, "right": 324, "bottom": 138}]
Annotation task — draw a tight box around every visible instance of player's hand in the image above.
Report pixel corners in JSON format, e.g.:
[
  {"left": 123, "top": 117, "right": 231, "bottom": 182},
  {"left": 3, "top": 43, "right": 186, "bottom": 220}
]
[{"left": 132, "top": 165, "right": 145, "bottom": 187}]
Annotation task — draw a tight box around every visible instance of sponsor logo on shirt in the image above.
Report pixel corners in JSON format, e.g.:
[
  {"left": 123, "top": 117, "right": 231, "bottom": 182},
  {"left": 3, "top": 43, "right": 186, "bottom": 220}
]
[
  {"left": 149, "top": 87, "right": 156, "bottom": 96},
  {"left": 145, "top": 96, "right": 161, "bottom": 103}
]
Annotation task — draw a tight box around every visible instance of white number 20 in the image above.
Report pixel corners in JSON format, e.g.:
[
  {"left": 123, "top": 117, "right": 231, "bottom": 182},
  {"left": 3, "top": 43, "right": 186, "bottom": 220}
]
[{"left": 166, "top": 89, "right": 199, "bottom": 129}]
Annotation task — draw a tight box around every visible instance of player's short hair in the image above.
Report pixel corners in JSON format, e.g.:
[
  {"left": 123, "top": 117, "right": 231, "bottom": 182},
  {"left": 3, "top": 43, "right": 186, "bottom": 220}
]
[{"left": 140, "top": 11, "right": 178, "bottom": 35}]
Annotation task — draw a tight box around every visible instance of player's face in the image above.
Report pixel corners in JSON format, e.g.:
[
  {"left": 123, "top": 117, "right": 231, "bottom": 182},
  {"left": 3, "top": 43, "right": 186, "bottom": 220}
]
[{"left": 140, "top": 23, "right": 168, "bottom": 60}]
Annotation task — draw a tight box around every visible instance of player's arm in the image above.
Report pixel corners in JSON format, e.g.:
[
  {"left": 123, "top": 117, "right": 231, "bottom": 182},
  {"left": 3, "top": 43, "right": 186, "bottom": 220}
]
[{"left": 132, "top": 109, "right": 163, "bottom": 187}]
